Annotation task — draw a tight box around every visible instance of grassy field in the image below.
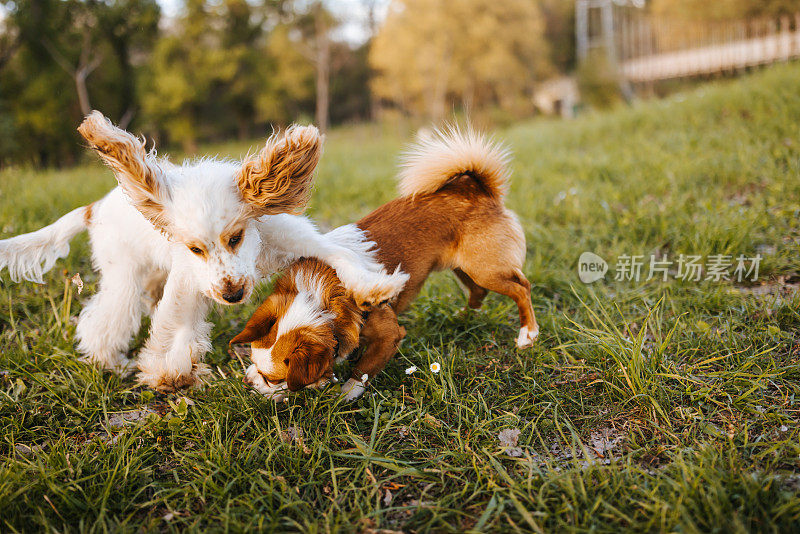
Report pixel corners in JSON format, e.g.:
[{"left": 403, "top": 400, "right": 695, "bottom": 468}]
[{"left": 1, "top": 63, "right": 800, "bottom": 533}]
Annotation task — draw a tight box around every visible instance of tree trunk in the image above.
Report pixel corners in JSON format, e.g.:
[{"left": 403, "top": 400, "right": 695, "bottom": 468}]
[
  {"left": 315, "top": 12, "right": 330, "bottom": 132},
  {"left": 75, "top": 67, "right": 93, "bottom": 116},
  {"left": 41, "top": 29, "right": 100, "bottom": 117},
  {"left": 110, "top": 37, "right": 136, "bottom": 127}
]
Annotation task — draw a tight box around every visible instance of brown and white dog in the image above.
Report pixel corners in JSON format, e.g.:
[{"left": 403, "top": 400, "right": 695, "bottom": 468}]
[{"left": 230, "top": 127, "right": 538, "bottom": 400}]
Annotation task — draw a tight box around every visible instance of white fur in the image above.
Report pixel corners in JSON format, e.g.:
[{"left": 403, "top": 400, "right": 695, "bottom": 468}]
[
  {"left": 278, "top": 286, "right": 333, "bottom": 334},
  {"left": 254, "top": 217, "right": 408, "bottom": 304},
  {"left": 251, "top": 347, "right": 278, "bottom": 378},
  {"left": 516, "top": 325, "right": 539, "bottom": 349},
  {"left": 0, "top": 207, "right": 87, "bottom": 283},
  {"left": 398, "top": 124, "right": 511, "bottom": 199},
  {"left": 0, "top": 158, "right": 407, "bottom": 391},
  {"left": 245, "top": 364, "right": 287, "bottom": 401},
  {"left": 341, "top": 377, "right": 366, "bottom": 401},
  {"left": 323, "top": 224, "right": 409, "bottom": 304}
]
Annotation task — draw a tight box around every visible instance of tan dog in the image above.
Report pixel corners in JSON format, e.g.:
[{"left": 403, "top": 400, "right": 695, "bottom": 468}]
[{"left": 231, "top": 127, "right": 538, "bottom": 400}]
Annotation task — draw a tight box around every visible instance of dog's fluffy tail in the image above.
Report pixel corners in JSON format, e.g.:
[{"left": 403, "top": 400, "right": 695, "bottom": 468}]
[
  {"left": 0, "top": 206, "right": 90, "bottom": 283},
  {"left": 398, "top": 125, "right": 511, "bottom": 199}
]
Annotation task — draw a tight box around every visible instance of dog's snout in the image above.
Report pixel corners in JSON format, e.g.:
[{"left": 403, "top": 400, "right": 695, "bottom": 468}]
[{"left": 222, "top": 287, "right": 244, "bottom": 303}]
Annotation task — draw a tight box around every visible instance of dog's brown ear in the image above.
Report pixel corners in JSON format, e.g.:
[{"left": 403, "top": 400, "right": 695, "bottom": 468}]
[
  {"left": 230, "top": 299, "right": 278, "bottom": 346},
  {"left": 237, "top": 125, "right": 322, "bottom": 217},
  {"left": 286, "top": 337, "right": 333, "bottom": 391},
  {"left": 78, "top": 111, "right": 169, "bottom": 230}
]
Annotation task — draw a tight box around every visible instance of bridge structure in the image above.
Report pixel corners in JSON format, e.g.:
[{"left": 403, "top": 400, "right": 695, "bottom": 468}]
[{"left": 576, "top": 0, "right": 800, "bottom": 87}]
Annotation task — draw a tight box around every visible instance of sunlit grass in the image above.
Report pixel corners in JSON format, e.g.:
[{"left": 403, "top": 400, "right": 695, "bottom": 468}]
[{"left": 1, "top": 64, "right": 800, "bottom": 531}]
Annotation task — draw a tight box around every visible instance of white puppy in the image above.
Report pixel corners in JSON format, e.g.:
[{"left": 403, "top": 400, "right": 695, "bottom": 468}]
[{"left": 0, "top": 112, "right": 407, "bottom": 391}]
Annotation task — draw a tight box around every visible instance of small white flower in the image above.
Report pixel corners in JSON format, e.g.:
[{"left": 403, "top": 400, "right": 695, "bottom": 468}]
[
  {"left": 780, "top": 425, "right": 789, "bottom": 432},
  {"left": 429, "top": 362, "right": 441, "bottom": 373},
  {"left": 360, "top": 373, "right": 369, "bottom": 383},
  {"left": 405, "top": 365, "right": 417, "bottom": 375}
]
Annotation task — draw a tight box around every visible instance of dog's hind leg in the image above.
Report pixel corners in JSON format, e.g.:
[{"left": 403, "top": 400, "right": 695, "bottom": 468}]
[
  {"left": 453, "top": 268, "right": 488, "bottom": 310},
  {"left": 76, "top": 263, "right": 144, "bottom": 376},
  {"left": 462, "top": 267, "right": 538, "bottom": 349},
  {"left": 455, "top": 211, "right": 538, "bottom": 348}
]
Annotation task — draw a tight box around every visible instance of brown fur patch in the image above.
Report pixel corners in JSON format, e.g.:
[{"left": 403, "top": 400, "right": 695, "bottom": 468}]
[
  {"left": 284, "top": 326, "right": 336, "bottom": 391},
  {"left": 83, "top": 203, "right": 94, "bottom": 225},
  {"left": 237, "top": 125, "right": 322, "bottom": 217}
]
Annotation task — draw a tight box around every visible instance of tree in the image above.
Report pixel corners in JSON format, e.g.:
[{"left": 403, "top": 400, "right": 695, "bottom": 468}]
[
  {"left": 291, "top": 2, "right": 336, "bottom": 132},
  {"left": 254, "top": 23, "right": 315, "bottom": 126},
  {"left": 369, "top": 0, "right": 552, "bottom": 120},
  {"left": 141, "top": 0, "right": 317, "bottom": 150},
  {"left": 540, "top": 0, "right": 576, "bottom": 74},
  {"left": 0, "top": 0, "right": 161, "bottom": 166},
  {"left": 141, "top": 0, "right": 238, "bottom": 151}
]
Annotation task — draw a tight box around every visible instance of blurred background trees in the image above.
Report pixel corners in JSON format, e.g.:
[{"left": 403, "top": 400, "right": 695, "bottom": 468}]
[
  {"left": 0, "top": 0, "right": 798, "bottom": 167},
  {"left": 369, "top": 0, "right": 551, "bottom": 121}
]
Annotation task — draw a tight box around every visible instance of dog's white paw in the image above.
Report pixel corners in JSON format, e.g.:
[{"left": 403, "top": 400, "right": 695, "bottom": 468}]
[
  {"left": 516, "top": 325, "right": 539, "bottom": 349},
  {"left": 340, "top": 377, "right": 366, "bottom": 401},
  {"left": 137, "top": 350, "right": 204, "bottom": 392},
  {"left": 110, "top": 355, "right": 137, "bottom": 377}
]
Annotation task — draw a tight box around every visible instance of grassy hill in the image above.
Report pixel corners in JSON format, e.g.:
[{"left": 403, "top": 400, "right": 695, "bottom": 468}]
[{"left": 1, "top": 64, "right": 799, "bottom": 532}]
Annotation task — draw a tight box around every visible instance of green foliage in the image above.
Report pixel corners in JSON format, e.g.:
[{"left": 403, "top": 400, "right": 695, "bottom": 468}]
[
  {"left": 0, "top": 0, "right": 160, "bottom": 166},
  {"left": 540, "top": 0, "right": 577, "bottom": 74},
  {"left": 0, "top": 0, "right": 360, "bottom": 165},
  {"left": 1, "top": 64, "right": 800, "bottom": 531}
]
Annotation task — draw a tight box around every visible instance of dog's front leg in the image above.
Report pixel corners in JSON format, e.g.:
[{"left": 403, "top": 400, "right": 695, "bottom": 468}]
[
  {"left": 257, "top": 215, "right": 409, "bottom": 306},
  {"left": 137, "top": 272, "right": 211, "bottom": 392},
  {"left": 341, "top": 304, "right": 406, "bottom": 401}
]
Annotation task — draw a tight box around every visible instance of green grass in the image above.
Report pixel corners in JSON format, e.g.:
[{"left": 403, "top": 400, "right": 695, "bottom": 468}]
[{"left": 2, "top": 64, "right": 800, "bottom": 532}]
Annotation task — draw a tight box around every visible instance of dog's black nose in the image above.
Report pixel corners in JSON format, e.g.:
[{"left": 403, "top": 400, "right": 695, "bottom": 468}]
[{"left": 223, "top": 288, "right": 244, "bottom": 303}]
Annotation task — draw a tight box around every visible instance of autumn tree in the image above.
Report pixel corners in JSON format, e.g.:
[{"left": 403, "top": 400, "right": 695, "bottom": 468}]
[{"left": 369, "top": 0, "right": 551, "bottom": 120}]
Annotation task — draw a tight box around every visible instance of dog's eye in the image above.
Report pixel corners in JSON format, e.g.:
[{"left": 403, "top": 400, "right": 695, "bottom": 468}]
[
  {"left": 283, "top": 359, "right": 289, "bottom": 365},
  {"left": 228, "top": 232, "right": 243, "bottom": 248},
  {"left": 189, "top": 246, "right": 203, "bottom": 255}
]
